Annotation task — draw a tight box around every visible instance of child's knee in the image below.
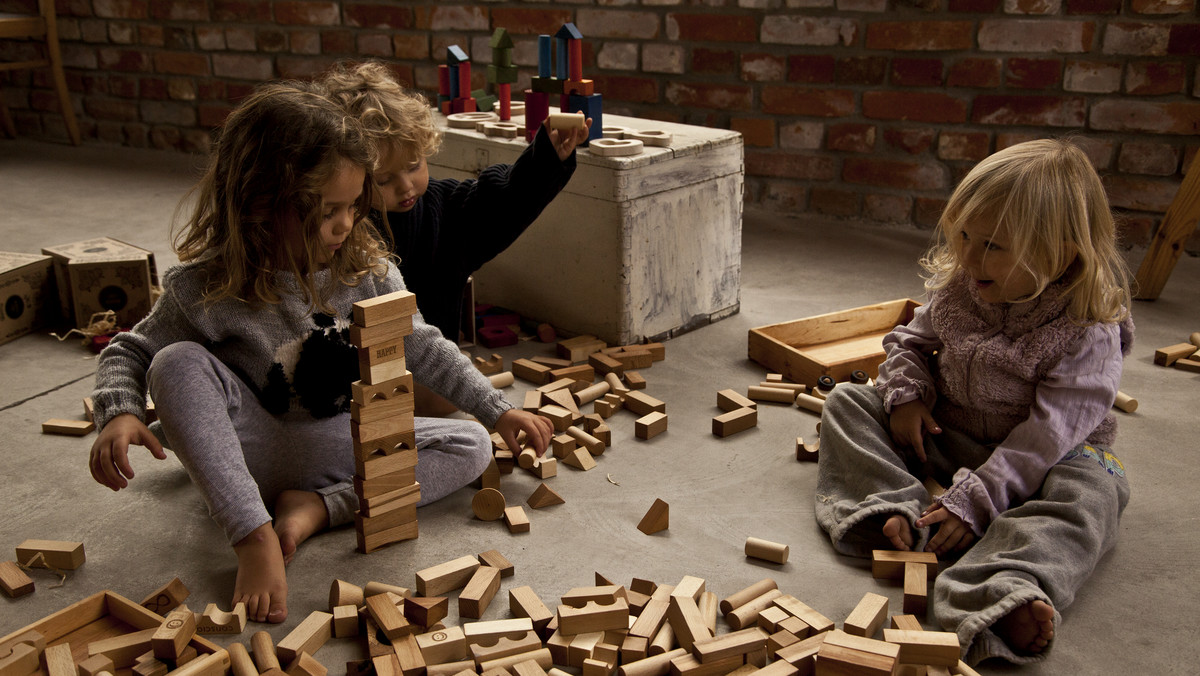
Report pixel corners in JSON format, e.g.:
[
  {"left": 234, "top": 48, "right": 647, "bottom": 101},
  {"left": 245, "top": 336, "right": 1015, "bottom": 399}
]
[
  {"left": 462, "top": 424, "right": 494, "bottom": 478},
  {"left": 148, "top": 341, "right": 211, "bottom": 390}
]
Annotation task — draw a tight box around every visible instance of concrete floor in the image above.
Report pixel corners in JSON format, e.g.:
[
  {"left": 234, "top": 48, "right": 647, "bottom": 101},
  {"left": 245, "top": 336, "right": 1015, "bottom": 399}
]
[{"left": 1, "top": 138, "right": 1197, "bottom": 674}]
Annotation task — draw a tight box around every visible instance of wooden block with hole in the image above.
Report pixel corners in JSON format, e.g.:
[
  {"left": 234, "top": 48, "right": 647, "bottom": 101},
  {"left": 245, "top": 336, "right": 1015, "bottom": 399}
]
[
  {"left": 42, "top": 418, "right": 95, "bottom": 436},
  {"left": 712, "top": 408, "right": 756, "bottom": 437},
  {"left": 795, "top": 437, "right": 819, "bottom": 462},
  {"left": 871, "top": 550, "right": 938, "bottom": 580},
  {"left": 635, "top": 412, "right": 668, "bottom": 440},
  {"left": 637, "top": 499, "right": 669, "bottom": 535},
  {"left": 880, "top": 630, "right": 959, "bottom": 667},
  {"left": 195, "top": 602, "right": 247, "bottom": 634},
  {"left": 557, "top": 599, "right": 630, "bottom": 635},
  {"left": 352, "top": 372, "right": 415, "bottom": 406},
  {"left": 843, "top": 593, "right": 888, "bottom": 639},
  {"left": 475, "top": 353, "right": 504, "bottom": 375},
  {"left": 504, "top": 506, "right": 531, "bottom": 533},
  {"left": 470, "top": 631, "right": 542, "bottom": 666},
  {"left": 417, "top": 555, "right": 482, "bottom": 597},
  {"left": 460, "top": 566, "right": 503, "bottom": 619},
  {"left": 510, "top": 586, "right": 555, "bottom": 634},
  {"left": 0, "top": 560, "right": 33, "bottom": 597},
  {"left": 624, "top": 391, "right": 665, "bottom": 416}
]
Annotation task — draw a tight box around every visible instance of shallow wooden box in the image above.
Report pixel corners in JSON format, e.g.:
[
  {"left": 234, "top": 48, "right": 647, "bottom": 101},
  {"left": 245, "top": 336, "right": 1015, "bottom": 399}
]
[
  {"left": 748, "top": 299, "right": 921, "bottom": 386},
  {"left": 0, "top": 590, "right": 219, "bottom": 676}
]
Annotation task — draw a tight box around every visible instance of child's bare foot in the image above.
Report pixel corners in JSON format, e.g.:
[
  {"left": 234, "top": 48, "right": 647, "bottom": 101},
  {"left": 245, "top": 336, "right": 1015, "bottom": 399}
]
[
  {"left": 994, "top": 599, "right": 1055, "bottom": 655},
  {"left": 232, "top": 523, "right": 288, "bottom": 623},
  {"left": 883, "top": 514, "right": 914, "bottom": 551},
  {"left": 274, "top": 490, "right": 329, "bottom": 565}
]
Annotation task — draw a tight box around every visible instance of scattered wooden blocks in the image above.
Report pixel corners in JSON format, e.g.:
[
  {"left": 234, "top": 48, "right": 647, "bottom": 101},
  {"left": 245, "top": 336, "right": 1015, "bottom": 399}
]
[
  {"left": 795, "top": 437, "right": 819, "bottom": 462},
  {"left": 717, "top": 389, "right": 757, "bottom": 412},
  {"left": 276, "top": 610, "right": 332, "bottom": 663},
  {"left": 417, "top": 555, "right": 482, "bottom": 597},
  {"left": 1153, "top": 342, "right": 1198, "bottom": 366},
  {"left": 637, "top": 499, "right": 669, "bottom": 535},
  {"left": 634, "top": 412, "right": 668, "bottom": 440},
  {"left": 871, "top": 551, "right": 938, "bottom": 580},
  {"left": 527, "top": 483, "right": 566, "bottom": 509},
  {"left": 712, "top": 408, "right": 756, "bottom": 437},
  {"left": 843, "top": 592, "right": 888, "bottom": 639},
  {"left": 744, "top": 537, "right": 789, "bottom": 565}
]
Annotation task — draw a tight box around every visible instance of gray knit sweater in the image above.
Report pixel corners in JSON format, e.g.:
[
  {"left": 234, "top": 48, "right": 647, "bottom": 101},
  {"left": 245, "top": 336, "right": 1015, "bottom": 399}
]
[{"left": 91, "top": 258, "right": 511, "bottom": 432}]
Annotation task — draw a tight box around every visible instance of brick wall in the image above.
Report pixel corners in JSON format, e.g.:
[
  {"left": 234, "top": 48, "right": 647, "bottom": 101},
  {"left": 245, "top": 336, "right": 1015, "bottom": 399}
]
[{"left": 2, "top": 1, "right": 1197, "bottom": 251}]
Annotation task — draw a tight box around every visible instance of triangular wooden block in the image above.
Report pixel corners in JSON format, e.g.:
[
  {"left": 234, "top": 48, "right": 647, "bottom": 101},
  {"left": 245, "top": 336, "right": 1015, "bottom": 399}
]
[
  {"left": 637, "top": 498, "right": 669, "bottom": 535},
  {"left": 527, "top": 483, "right": 565, "bottom": 509},
  {"left": 543, "top": 387, "right": 580, "bottom": 416},
  {"left": 562, "top": 447, "right": 596, "bottom": 471},
  {"left": 403, "top": 595, "right": 448, "bottom": 627}
]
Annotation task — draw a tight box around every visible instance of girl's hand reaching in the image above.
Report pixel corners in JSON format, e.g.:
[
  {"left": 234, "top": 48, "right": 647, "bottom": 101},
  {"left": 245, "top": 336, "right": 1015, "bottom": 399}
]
[
  {"left": 494, "top": 409, "right": 554, "bottom": 457},
  {"left": 916, "top": 504, "right": 976, "bottom": 556},
  {"left": 548, "top": 118, "right": 593, "bottom": 162},
  {"left": 888, "top": 399, "right": 941, "bottom": 462},
  {"left": 89, "top": 412, "right": 167, "bottom": 490}
]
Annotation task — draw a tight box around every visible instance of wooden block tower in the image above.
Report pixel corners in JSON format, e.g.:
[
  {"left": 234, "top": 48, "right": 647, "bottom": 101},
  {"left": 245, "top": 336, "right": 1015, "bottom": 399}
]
[
  {"left": 487, "top": 28, "right": 518, "bottom": 121},
  {"left": 350, "top": 290, "right": 421, "bottom": 553},
  {"left": 557, "top": 22, "right": 601, "bottom": 146},
  {"left": 525, "top": 33, "right": 556, "bottom": 143},
  {"left": 439, "top": 45, "right": 476, "bottom": 115}
]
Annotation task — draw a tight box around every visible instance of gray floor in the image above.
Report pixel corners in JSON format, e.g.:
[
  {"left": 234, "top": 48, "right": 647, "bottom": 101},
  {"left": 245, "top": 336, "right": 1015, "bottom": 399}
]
[{"left": 1, "top": 138, "right": 1197, "bottom": 674}]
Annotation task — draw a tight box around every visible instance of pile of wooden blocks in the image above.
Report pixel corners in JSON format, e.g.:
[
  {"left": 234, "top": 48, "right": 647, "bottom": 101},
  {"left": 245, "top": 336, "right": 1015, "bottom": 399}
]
[
  {"left": 0, "top": 540, "right": 85, "bottom": 598},
  {"left": 350, "top": 291, "right": 422, "bottom": 553},
  {"left": 1154, "top": 332, "right": 1200, "bottom": 374}
]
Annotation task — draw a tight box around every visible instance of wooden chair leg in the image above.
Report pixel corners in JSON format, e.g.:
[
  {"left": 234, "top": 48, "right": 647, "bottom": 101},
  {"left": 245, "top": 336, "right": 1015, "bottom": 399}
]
[
  {"left": 42, "top": 9, "right": 79, "bottom": 145},
  {"left": 1134, "top": 156, "right": 1200, "bottom": 300}
]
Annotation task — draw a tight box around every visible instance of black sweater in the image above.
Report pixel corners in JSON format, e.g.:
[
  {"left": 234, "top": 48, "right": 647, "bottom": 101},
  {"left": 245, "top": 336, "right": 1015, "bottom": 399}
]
[{"left": 384, "top": 125, "right": 576, "bottom": 342}]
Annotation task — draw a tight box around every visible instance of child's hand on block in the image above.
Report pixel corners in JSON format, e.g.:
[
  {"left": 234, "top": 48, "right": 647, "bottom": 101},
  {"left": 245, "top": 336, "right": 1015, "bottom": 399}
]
[
  {"left": 495, "top": 409, "right": 554, "bottom": 456},
  {"left": 548, "top": 117, "right": 593, "bottom": 162}
]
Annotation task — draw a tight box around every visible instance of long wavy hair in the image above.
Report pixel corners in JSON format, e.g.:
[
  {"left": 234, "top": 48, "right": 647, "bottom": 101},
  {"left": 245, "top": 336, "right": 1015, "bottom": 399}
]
[
  {"left": 174, "top": 82, "right": 392, "bottom": 313},
  {"left": 921, "top": 138, "right": 1131, "bottom": 324}
]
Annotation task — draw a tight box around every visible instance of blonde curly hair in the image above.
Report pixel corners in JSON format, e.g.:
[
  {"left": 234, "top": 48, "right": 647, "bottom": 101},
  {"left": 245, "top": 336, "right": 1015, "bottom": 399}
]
[{"left": 318, "top": 61, "right": 442, "bottom": 168}]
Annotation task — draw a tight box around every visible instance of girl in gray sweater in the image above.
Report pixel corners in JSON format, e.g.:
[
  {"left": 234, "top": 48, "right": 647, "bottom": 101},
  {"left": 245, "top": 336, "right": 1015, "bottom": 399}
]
[{"left": 88, "top": 82, "right": 552, "bottom": 624}]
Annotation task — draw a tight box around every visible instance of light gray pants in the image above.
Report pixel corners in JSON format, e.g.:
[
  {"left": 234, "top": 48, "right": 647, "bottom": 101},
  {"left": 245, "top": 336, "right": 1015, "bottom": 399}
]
[
  {"left": 147, "top": 341, "right": 492, "bottom": 545},
  {"left": 815, "top": 384, "right": 1129, "bottom": 665}
]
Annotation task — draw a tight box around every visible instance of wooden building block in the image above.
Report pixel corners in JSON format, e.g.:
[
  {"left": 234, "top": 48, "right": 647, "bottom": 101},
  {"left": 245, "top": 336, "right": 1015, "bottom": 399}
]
[
  {"left": 557, "top": 335, "right": 607, "bottom": 362},
  {"left": 557, "top": 599, "right": 630, "bottom": 635},
  {"left": 479, "top": 648, "right": 552, "bottom": 673},
  {"left": 44, "top": 643, "right": 77, "bottom": 676},
  {"left": 504, "top": 506, "right": 531, "bottom": 534},
  {"left": 691, "top": 627, "right": 768, "bottom": 664},
  {"left": 88, "top": 628, "right": 157, "bottom": 667},
  {"left": 813, "top": 630, "right": 898, "bottom": 676},
  {"left": 1113, "top": 390, "right": 1138, "bottom": 413},
  {"left": 152, "top": 607, "right": 197, "bottom": 660},
  {"left": 605, "top": 373, "right": 630, "bottom": 395},
  {"left": 416, "top": 626, "right": 466, "bottom": 665},
  {"left": 350, "top": 315, "right": 414, "bottom": 348},
  {"left": 472, "top": 488, "right": 507, "bottom": 521},
  {"left": 871, "top": 551, "right": 938, "bottom": 580},
  {"left": 624, "top": 391, "right": 666, "bottom": 416},
  {"left": 756, "top": 606, "right": 790, "bottom": 634},
  {"left": 712, "top": 408, "right": 756, "bottom": 438},
  {"left": 0, "top": 642, "right": 40, "bottom": 676},
  {"left": 589, "top": 352, "right": 625, "bottom": 375},
  {"left": 392, "top": 633, "right": 426, "bottom": 676},
  {"left": 635, "top": 412, "right": 668, "bottom": 440},
  {"left": 470, "top": 631, "right": 543, "bottom": 666},
  {"left": 773, "top": 595, "right": 834, "bottom": 635},
  {"left": 1174, "top": 357, "right": 1200, "bottom": 373},
  {"left": 563, "top": 447, "right": 597, "bottom": 471},
  {"left": 793, "top": 393, "right": 825, "bottom": 414},
  {"left": 903, "top": 562, "right": 928, "bottom": 616},
  {"left": 566, "top": 426, "right": 605, "bottom": 455},
  {"left": 666, "top": 596, "right": 712, "bottom": 651},
  {"left": 475, "top": 353, "right": 504, "bottom": 376},
  {"left": 403, "top": 596, "right": 449, "bottom": 629},
  {"left": 41, "top": 418, "right": 95, "bottom": 436},
  {"left": 1153, "top": 342, "right": 1198, "bottom": 366},
  {"left": 285, "top": 653, "right": 326, "bottom": 676},
  {"left": 551, "top": 364, "right": 595, "bottom": 383},
  {"left": 354, "top": 290, "right": 418, "bottom": 327},
  {"left": 352, "top": 373, "right": 415, "bottom": 407},
  {"left": 513, "top": 359, "right": 553, "bottom": 384},
  {"left": 356, "top": 518, "right": 419, "bottom": 554},
  {"left": 539, "top": 405, "right": 575, "bottom": 432},
  {"left": 795, "top": 437, "right": 819, "bottom": 463},
  {"left": 77, "top": 656, "right": 114, "bottom": 676},
  {"left": 622, "top": 371, "right": 647, "bottom": 390},
  {"left": 16, "top": 539, "right": 85, "bottom": 569},
  {"left": 141, "top": 577, "right": 189, "bottom": 614},
  {"left": 367, "top": 593, "right": 415, "bottom": 641},
  {"left": 720, "top": 579, "right": 779, "bottom": 615},
  {"left": 417, "top": 555, "right": 482, "bottom": 597},
  {"left": 843, "top": 593, "right": 889, "bottom": 639},
  {"left": 478, "top": 549, "right": 515, "bottom": 577},
  {"left": 530, "top": 456, "right": 558, "bottom": 479},
  {"left": 744, "top": 537, "right": 789, "bottom": 564},
  {"left": 527, "top": 483, "right": 565, "bottom": 509},
  {"left": 716, "top": 389, "right": 756, "bottom": 412},
  {"left": 637, "top": 499, "right": 669, "bottom": 535},
  {"left": 725, "top": 589, "right": 784, "bottom": 631},
  {"left": 889, "top": 615, "right": 923, "bottom": 632},
  {"left": 616, "top": 648, "right": 688, "bottom": 676},
  {"left": 880, "top": 630, "right": 959, "bottom": 667},
  {"left": 195, "top": 603, "right": 247, "bottom": 634},
  {"left": 550, "top": 433, "right": 577, "bottom": 458},
  {"left": 364, "top": 581, "right": 411, "bottom": 599},
  {"left": 332, "top": 605, "right": 360, "bottom": 638},
  {"left": 745, "top": 386, "right": 794, "bottom": 404},
  {"left": 0, "top": 561, "right": 33, "bottom": 597},
  {"left": 460, "top": 566, "right": 503, "bottom": 619},
  {"left": 545, "top": 387, "right": 582, "bottom": 416},
  {"left": 329, "top": 579, "right": 364, "bottom": 610},
  {"left": 277, "top": 611, "right": 333, "bottom": 663},
  {"left": 510, "top": 586, "right": 555, "bottom": 633}
]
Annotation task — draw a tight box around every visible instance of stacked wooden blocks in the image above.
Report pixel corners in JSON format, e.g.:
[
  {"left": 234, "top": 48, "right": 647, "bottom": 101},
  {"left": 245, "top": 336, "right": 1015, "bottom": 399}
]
[{"left": 350, "top": 291, "right": 421, "bottom": 553}]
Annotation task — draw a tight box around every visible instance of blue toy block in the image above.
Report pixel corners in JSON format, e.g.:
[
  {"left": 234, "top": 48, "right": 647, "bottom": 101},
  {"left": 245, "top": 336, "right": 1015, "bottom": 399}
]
[
  {"left": 566, "top": 93, "right": 602, "bottom": 146},
  {"left": 446, "top": 44, "right": 469, "bottom": 64},
  {"left": 537, "top": 35, "right": 552, "bottom": 78},
  {"left": 555, "top": 23, "right": 583, "bottom": 40}
]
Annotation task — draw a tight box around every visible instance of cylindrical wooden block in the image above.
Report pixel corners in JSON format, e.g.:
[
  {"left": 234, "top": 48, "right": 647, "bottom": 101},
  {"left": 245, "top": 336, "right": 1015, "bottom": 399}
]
[
  {"left": 719, "top": 578, "right": 778, "bottom": 615},
  {"left": 1191, "top": 331, "right": 1200, "bottom": 348},
  {"left": 725, "top": 588, "right": 783, "bottom": 630},
  {"left": 747, "top": 386, "right": 794, "bottom": 404},
  {"left": 518, "top": 446, "right": 538, "bottom": 469},
  {"left": 548, "top": 112, "right": 586, "bottom": 130},
  {"left": 757, "top": 381, "right": 807, "bottom": 395},
  {"left": 566, "top": 426, "right": 605, "bottom": 455},
  {"left": 170, "top": 650, "right": 229, "bottom": 676},
  {"left": 330, "top": 579, "right": 364, "bottom": 609},
  {"left": 574, "top": 381, "right": 611, "bottom": 406},
  {"left": 1113, "top": 391, "right": 1138, "bottom": 413},
  {"left": 472, "top": 488, "right": 507, "bottom": 521},
  {"left": 437, "top": 64, "right": 450, "bottom": 97},
  {"left": 228, "top": 643, "right": 257, "bottom": 676},
  {"left": 618, "top": 648, "right": 688, "bottom": 676},
  {"left": 569, "top": 40, "right": 583, "bottom": 81},
  {"left": 795, "top": 392, "right": 825, "bottom": 414},
  {"left": 363, "top": 580, "right": 409, "bottom": 598},
  {"left": 250, "top": 633, "right": 280, "bottom": 672},
  {"left": 488, "top": 371, "right": 515, "bottom": 389},
  {"left": 647, "top": 622, "right": 675, "bottom": 657},
  {"left": 604, "top": 372, "right": 628, "bottom": 393},
  {"left": 745, "top": 537, "right": 790, "bottom": 564}
]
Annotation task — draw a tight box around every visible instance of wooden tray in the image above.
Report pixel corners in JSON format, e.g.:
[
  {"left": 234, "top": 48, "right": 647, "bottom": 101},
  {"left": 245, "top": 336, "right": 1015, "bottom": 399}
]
[
  {"left": 0, "top": 590, "right": 219, "bottom": 676},
  {"left": 748, "top": 299, "right": 921, "bottom": 386}
]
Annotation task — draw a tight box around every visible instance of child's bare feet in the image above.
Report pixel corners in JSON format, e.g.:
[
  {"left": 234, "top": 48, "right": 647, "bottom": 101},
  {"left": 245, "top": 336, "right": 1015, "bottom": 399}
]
[
  {"left": 883, "top": 514, "right": 914, "bottom": 551},
  {"left": 994, "top": 599, "right": 1055, "bottom": 655},
  {"left": 232, "top": 523, "right": 288, "bottom": 623},
  {"left": 274, "top": 489, "right": 329, "bottom": 565}
]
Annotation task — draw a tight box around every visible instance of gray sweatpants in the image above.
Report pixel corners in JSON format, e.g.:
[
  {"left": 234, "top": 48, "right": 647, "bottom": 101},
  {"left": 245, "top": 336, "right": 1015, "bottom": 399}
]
[
  {"left": 146, "top": 341, "right": 492, "bottom": 545},
  {"left": 815, "top": 384, "right": 1129, "bottom": 665}
]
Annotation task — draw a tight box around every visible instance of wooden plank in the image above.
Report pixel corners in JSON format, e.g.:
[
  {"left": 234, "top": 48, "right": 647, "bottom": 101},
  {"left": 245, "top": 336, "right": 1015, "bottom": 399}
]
[{"left": 1135, "top": 152, "right": 1200, "bottom": 300}]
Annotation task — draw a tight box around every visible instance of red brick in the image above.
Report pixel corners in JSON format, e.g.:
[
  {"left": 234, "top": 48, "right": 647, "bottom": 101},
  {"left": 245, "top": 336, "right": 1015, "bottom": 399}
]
[
  {"left": 949, "top": 0, "right": 1002, "bottom": 10},
  {"left": 1167, "top": 24, "right": 1200, "bottom": 55},
  {"left": 212, "top": 54, "right": 274, "bottom": 81},
  {"left": 972, "top": 95, "right": 1086, "bottom": 127},
  {"left": 357, "top": 33, "right": 391, "bottom": 57},
  {"left": 214, "top": 0, "right": 271, "bottom": 22},
  {"left": 1063, "top": 60, "right": 1121, "bottom": 93},
  {"left": 1131, "top": 0, "right": 1196, "bottom": 13},
  {"left": 780, "top": 121, "right": 825, "bottom": 150},
  {"left": 1102, "top": 22, "right": 1169, "bottom": 56},
  {"left": 836, "top": 56, "right": 887, "bottom": 85},
  {"left": 1126, "top": 62, "right": 1186, "bottom": 95},
  {"left": 1006, "top": 0, "right": 1060, "bottom": 13},
  {"left": 864, "top": 194, "right": 913, "bottom": 223},
  {"left": 1116, "top": 214, "right": 1154, "bottom": 248},
  {"left": 225, "top": 27, "right": 256, "bottom": 51},
  {"left": 1090, "top": 100, "right": 1200, "bottom": 135},
  {"left": 745, "top": 150, "right": 838, "bottom": 180},
  {"left": 1117, "top": 141, "right": 1180, "bottom": 176},
  {"left": 891, "top": 58, "right": 943, "bottom": 87},
  {"left": 1064, "top": 0, "right": 1122, "bottom": 12},
  {"left": 947, "top": 57, "right": 1002, "bottom": 88},
  {"left": 140, "top": 100, "right": 196, "bottom": 126},
  {"left": 577, "top": 9, "right": 660, "bottom": 39},
  {"left": 885, "top": 127, "right": 936, "bottom": 154},
  {"left": 344, "top": 3, "right": 413, "bottom": 29},
  {"left": 1102, "top": 175, "right": 1179, "bottom": 212},
  {"left": 811, "top": 187, "right": 860, "bottom": 217},
  {"left": 667, "top": 13, "right": 758, "bottom": 43},
  {"left": 863, "top": 91, "right": 967, "bottom": 124},
  {"left": 915, "top": 197, "right": 948, "bottom": 228},
  {"left": 108, "top": 75, "right": 138, "bottom": 98},
  {"left": 321, "top": 30, "right": 354, "bottom": 54},
  {"left": 256, "top": 29, "right": 286, "bottom": 53},
  {"left": 84, "top": 97, "right": 139, "bottom": 121},
  {"left": 590, "top": 75, "right": 658, "bottom": 104},
  {"left": 93, "top": 0, "right": 148, "bottom": 19},
  {"left": 761, "top": 181, "right": 806, "bottom": 211},
  {"left": 277, "top": 56, "right": 339, "bottom": 80},
  {"left": 761, "top": 15, "right": 858, "bottom": 46},
  {"left": 392, "top": 34, "right": 428, "bottom": 60},
  {"left": 108, "top": 22, "right": 135, "bottom": 45},
  {"left": 150, "top": 127, "right": 182, "bottom": 151},
  {"left": 275, "top": 1, "right": 340, "bottom": 26},
  {"left": 167, "top": 78, "right": 196, "bottom": 102},
  {"left": 740, "top": 53, "right": 784, "bottom": 81},
  {"left": 762, "top": 86, "right": 855, "bottom": 117},
  {"left": 844, "top": 158, "right": 947, "bottom": 190},
  {"left": 487, "top": 8, "right": 571, "bottom": 35},
  {"left": 1006, "top": 58, "right": 1061, "bottom": 90},
  {"left": 666, "top": 82, "right": 753, "bottom": 111},
  {"left": 152, "top": 1, "right": 208, "bottom": 20},
  {"left": 153, "top": 52, "right": 210, "bottom": 77},
  {"left": 730, "top": 117, "right": 776, "bottom": 147},
  {"left": 865, "top": 21, "right": 974, "bottom": 51},
  {"left": 937, "top": 131, "right": 990, "bottom": 161},
  {"left": 978, "top": 20, "right": 1094, "bottom": 53},
  {"left": 98, "top": 48, "right": 152, "bottom": 72},
  {"left": 789, "top": 55, "right": 836, "bottom": 83},
  {"left": 692, "top": 48, "right": 737, "bottom": 75},
  {"left": 827, "top": 123, "right": 876, "bottom": 153}
]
